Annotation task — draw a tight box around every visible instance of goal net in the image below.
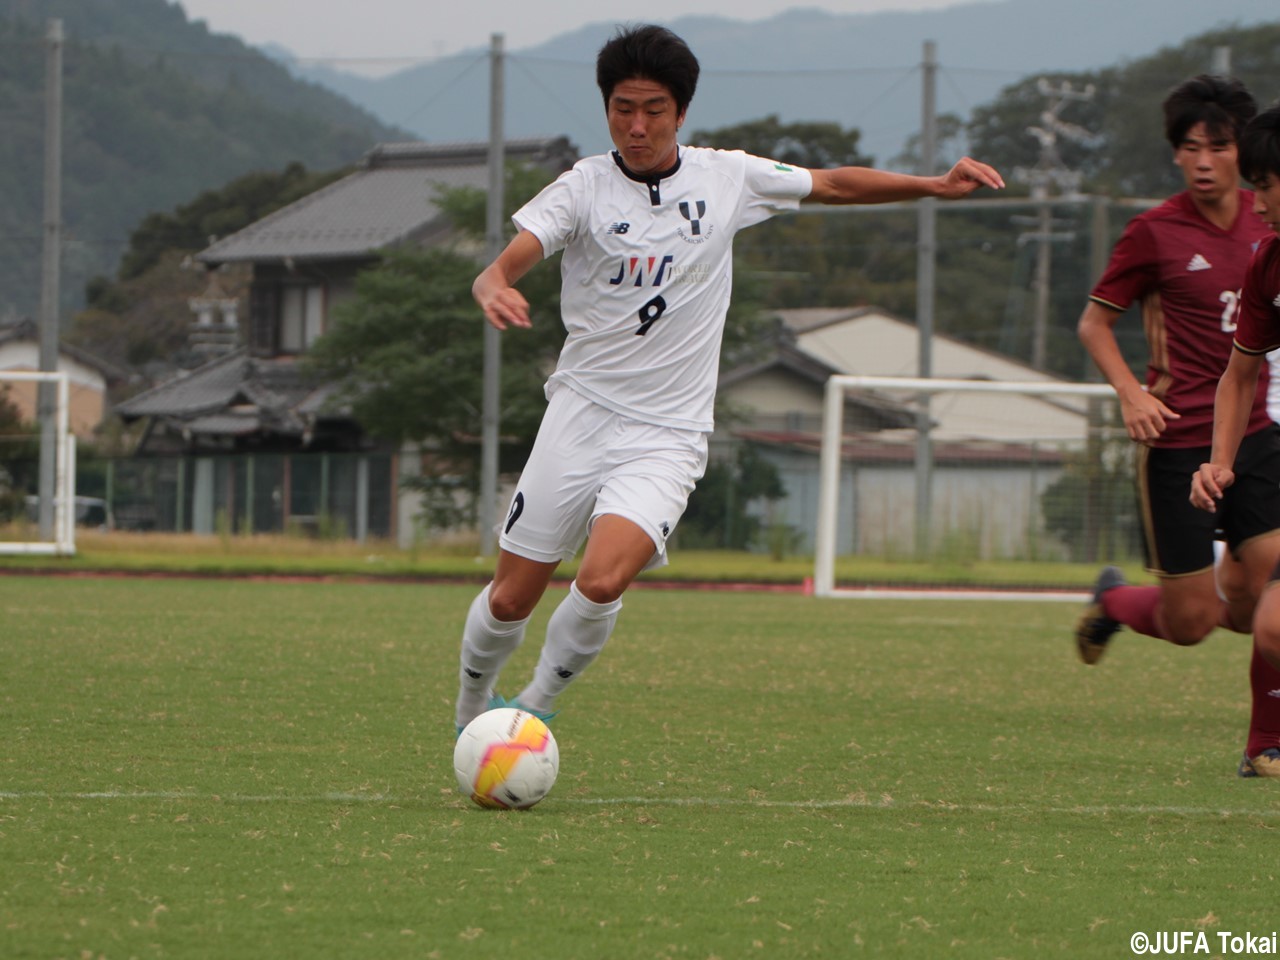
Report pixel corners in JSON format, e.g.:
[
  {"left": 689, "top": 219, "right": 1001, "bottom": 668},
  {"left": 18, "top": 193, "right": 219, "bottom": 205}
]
[
  {"left": 812, "top": 374, "right": 1128, "bottom": 600},
  {"left": 0, "top": 370, "right": 76, "bottom": 555}
]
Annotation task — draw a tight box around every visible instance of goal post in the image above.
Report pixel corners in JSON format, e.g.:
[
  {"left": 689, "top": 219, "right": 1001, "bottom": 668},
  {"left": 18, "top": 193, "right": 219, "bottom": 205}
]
[
  {"left": 0, "top": 370, "right": 76, "bottom": 556},
  {"left": 813, "top": 374, "right": 1121, "bottom": 599}
]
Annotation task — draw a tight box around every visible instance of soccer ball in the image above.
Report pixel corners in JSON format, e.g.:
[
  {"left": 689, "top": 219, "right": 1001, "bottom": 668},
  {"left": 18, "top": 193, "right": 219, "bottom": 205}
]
[{"left": 454, "top": 707, "right": 559, "bottom": 810}]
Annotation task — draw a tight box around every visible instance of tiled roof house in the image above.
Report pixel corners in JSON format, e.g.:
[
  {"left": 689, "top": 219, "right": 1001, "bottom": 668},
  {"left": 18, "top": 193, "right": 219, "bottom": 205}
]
[{"left": 116, "top": 137, "right": 578, "bottom": 454}]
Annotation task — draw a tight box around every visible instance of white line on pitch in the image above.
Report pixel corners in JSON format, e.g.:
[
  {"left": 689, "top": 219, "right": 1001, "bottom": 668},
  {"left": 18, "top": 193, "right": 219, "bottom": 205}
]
[{"left": 1, "top": 789, "right": 1278, "bottom": 820}]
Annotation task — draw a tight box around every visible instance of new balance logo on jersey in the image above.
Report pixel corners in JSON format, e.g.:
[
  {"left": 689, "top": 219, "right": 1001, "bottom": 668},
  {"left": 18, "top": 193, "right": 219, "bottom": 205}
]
[
  {"left": 609, "top": 255, "right": 674, "bottom": 287},
  {"left": 1187, "top": 253, "right": 1212, "bottom": 272},
  {"left": 607, "top": 222, "right": 631, "bottom": 235}
]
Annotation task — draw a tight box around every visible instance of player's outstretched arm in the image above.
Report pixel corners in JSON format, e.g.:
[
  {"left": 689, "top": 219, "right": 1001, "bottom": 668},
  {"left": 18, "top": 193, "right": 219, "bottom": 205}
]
[
  {"left": 473, "top": 230, "right": 544, "bottom": 331},
  {"left": 804, "top": 156, "right": 1004, "bottom": 206}
]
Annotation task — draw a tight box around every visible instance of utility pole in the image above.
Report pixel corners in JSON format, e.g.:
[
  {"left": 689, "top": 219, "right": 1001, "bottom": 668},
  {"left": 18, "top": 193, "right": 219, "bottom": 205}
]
[
  {"left": 914, "top": 39, "right": 937, "bottom": 559},
  {"left": 478, "top": 33, "right": 504, "bottom": 557},
  {"left": 1013, "top": 78, "right": 1095, "bottom": 371},
  {"left": 1211, "top": 45, "right": 1231, "bottom": 75},
  {"left": 37, "top": 18, "right": 63, "bottom": 540}
]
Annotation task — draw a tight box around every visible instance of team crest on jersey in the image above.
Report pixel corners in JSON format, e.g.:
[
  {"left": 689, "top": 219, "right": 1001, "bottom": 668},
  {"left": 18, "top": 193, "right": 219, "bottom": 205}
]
[{"left": 677, "top": 199, "right": 713, "bottom": 244}]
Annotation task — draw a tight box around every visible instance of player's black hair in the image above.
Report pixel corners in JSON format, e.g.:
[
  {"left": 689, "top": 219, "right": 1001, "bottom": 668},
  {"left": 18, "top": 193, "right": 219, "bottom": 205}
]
[
  {"left": 1162, "top": 74, "right": 1257, "bottom": 148},
  {"left": 596, "top": 24, "right": 700, "bottom": 115},
  {"left": 1239, "top": 102, "right": 1280, "bottom": 184}
]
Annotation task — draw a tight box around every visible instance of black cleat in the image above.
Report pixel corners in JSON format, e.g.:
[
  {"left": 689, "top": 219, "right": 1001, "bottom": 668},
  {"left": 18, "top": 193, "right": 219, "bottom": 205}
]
[
  {"left": 1238, "top": 747, "right": 1280, "bottom": 778},
  {"left": 1075, "top": 565, "right": 1126, "bottom": 665}
]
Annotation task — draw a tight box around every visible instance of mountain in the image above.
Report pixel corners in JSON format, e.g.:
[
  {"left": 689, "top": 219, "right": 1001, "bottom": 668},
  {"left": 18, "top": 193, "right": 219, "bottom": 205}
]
[
  {"left": 288, "top": 0, "right": 1279, "bottom": 164},
  {"left": 0, "top": 0, "right": 408, "bottom": 320}
]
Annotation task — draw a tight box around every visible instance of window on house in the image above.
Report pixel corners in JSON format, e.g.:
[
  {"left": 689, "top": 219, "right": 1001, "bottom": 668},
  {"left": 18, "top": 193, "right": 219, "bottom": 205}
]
[{"left": 280, "top": 284, "right": 325, "bottom": 353}]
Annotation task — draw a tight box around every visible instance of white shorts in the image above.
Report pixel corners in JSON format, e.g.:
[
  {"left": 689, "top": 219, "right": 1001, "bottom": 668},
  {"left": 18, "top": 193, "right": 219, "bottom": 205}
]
[{"left": 498, "top": 386, "right": 708, "bottom": 570}]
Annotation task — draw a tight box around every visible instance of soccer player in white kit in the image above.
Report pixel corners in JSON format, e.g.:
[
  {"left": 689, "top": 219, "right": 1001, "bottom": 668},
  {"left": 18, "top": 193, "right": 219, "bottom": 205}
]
[{"left": 455, "top": 24, "right": 1005, "bottom": 733}]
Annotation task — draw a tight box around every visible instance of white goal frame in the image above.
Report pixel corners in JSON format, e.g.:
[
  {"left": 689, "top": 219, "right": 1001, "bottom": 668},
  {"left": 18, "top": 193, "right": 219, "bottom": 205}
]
[
  {"left": 813, "top": 375, "right": 1117, "bottom": 600},
  {"left": 0, "top": 370, "right": 76, "bottom": 556}
]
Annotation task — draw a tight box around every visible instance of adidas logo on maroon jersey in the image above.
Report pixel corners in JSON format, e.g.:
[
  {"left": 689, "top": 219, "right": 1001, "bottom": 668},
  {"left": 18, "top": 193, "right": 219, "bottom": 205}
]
[{"left": 1186, "top": 253, "right": 1212, "bottom": 271}]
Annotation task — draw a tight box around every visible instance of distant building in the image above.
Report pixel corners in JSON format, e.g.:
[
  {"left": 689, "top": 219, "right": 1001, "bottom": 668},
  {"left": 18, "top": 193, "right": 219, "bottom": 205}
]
[
  {"left": 716, "top": 306, "right": 1099, "bottom": 558},
  {"left": 0, "top": 318, "right": 125, "bottom": 439},
  {"left": 113, "top": 138, "right": 578, "bottom": 542}
]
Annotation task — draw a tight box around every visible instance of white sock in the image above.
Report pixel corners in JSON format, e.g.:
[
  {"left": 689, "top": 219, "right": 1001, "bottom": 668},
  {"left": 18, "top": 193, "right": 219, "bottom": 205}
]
[
  {"left": 455, "top": 583, "right": 529, "bottom": 728},
  {"left": 517, "top": 581, "right": 621, "bottom": 714}
]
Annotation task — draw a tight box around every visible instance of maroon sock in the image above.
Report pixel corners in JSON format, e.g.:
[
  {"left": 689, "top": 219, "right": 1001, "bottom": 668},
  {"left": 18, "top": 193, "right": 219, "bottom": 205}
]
[
  {"left": 1246, "top": 642, "right": 1280, "bottom": 757},
  {"left": 1101, "top": 584, "right": 1166, "bottom": 639}
]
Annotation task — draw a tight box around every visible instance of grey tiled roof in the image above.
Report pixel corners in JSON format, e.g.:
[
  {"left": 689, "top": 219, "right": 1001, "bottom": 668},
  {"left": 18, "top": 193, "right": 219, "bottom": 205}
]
[
  {"left": 197, "top": 137, "right": 577, "bottom": 265},
  {"left": 115, "top": 350, "right": 337, "bottom": 438}
]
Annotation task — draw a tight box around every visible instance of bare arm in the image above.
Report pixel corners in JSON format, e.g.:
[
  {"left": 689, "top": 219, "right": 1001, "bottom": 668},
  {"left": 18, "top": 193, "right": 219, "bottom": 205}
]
[
  {"left": 1077, "top": 299, "right": 1178, "bottom": 444},
  {"left": 1190, "top": 349, "right": 1264, "bottom": 510},
  {"left": 805, "top": 156, "right": 1004, "bottom": 205},
  {"left": 472, "top": 229, "right": 545, "bottom": 330}
]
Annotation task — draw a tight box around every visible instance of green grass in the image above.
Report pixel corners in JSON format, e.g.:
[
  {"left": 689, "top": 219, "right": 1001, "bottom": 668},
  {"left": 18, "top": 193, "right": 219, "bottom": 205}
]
[
  {"left": 2, "top": 575, "right": 1274, "bottom": 959},
  {"left": 0, "top": 529, "right": 1136, "bottom": 590}
]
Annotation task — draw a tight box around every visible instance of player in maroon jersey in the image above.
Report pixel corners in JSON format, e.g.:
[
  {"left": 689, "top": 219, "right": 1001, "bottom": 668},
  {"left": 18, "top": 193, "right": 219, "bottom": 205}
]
[
  {"left": 1191, "top": 103, "right": 1280, "bottom": 777},
  {"left": 1074, "top": 76, "right": 1280, "bottom": 775}
]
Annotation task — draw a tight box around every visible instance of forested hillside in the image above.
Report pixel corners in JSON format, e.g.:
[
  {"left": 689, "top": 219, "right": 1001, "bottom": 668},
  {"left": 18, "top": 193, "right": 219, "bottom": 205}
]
[{"left": 0, "top": 0, "right": 406, "bottom": 320}]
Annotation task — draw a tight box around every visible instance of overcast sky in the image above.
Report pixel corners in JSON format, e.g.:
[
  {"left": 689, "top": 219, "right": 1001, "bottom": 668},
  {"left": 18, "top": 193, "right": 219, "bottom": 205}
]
[{"left": 176, "top": 0, "right": 976, "bottom": 68}]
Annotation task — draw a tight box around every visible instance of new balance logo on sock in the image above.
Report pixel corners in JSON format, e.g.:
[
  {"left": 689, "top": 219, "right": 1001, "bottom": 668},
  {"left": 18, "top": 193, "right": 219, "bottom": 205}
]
[
  {"left": 1186, "top": 253, "right": 1212, "bottom": 272},
  {"left": 1268, "top": 688, "right": 1280, "bottom": 699},
  {"left": 555, "top": 667, "right": 574, "bottom": 679},
  {"left": 464, "top": 667, "right": 483, "bottom": 679}
]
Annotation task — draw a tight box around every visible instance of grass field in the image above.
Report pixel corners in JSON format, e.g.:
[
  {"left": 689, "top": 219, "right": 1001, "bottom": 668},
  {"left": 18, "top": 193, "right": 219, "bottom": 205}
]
[{"left": 3, "top": 574, "right": 1277, "bottom": 959}]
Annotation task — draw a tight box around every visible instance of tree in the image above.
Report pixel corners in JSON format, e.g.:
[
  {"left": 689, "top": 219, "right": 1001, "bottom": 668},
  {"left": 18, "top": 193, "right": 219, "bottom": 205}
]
[
  {"left": 304, "top": 246, "right": 564, "bottom": 474},
  {"left": 688, "top": 114, "right": 872, "bottom": 169},
  {"left": 116, "top": 162, "right": 345, "bottom": 281},
  {"left": 679, "top": 444, "right": 786, "bottom": 550},
  {"left": 0, "top": 386, "right": 37, "bottom": 521}
]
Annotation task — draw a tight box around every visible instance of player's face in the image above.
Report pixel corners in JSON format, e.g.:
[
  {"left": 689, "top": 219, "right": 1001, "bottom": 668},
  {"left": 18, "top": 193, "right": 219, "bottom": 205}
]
[
  {"left": 1252, "top": 173, "right": 1280, "bottom": 233},
  {"left": 606, "top": 78, "right": 686, "bottom": 175},
  {"left": 1173, "top": 122, "right": 1239, "bottom": 204}
]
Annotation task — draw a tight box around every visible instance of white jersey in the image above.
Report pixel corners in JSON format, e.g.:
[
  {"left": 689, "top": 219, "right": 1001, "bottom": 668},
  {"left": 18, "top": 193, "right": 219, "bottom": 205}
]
[{"left": 513, "top": 145, "right": 813, "bottom": 432}]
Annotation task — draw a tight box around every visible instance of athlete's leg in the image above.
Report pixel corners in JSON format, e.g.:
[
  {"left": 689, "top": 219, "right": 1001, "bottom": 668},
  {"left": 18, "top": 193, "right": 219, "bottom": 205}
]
[
  {"left": 516, "top": 515, "right": 654, "bottom": 714},
  {"left": 1154, "top": 569, "right": 1233, "bottom": 645},
  {"left": 1244, "top": 577, "right": 1280, "bottom": 774},
  {"left": 455, "top": 551, "right": 559, "bottom": 730},
  {"left": 1215, "top": 540, "right": 1250, "bottom": 612}
]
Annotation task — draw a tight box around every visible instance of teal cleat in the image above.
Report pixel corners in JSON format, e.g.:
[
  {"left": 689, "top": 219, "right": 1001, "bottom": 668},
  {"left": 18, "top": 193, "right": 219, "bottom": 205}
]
[
  {"left": 455, "top": 694, "right": 557, "bottom": 738},
  {"left": 491, "top": 694, "right": 558, "bottom": 726}
]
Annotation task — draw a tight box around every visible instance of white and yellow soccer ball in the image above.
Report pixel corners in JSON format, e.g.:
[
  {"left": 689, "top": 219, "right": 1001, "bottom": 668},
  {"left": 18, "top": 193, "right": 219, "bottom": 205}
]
[{"left": 453, "top": 707, "right": 559, "bottom": 810}]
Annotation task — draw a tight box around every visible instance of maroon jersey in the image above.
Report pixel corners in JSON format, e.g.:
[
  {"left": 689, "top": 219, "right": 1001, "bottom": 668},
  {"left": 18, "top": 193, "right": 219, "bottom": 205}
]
[
  {"left": 1234, "top": 234, "right": 1280, "bottom": 356},
  {"left": 1090, "top": 189, "right": 1270, "bottom": 448}
]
